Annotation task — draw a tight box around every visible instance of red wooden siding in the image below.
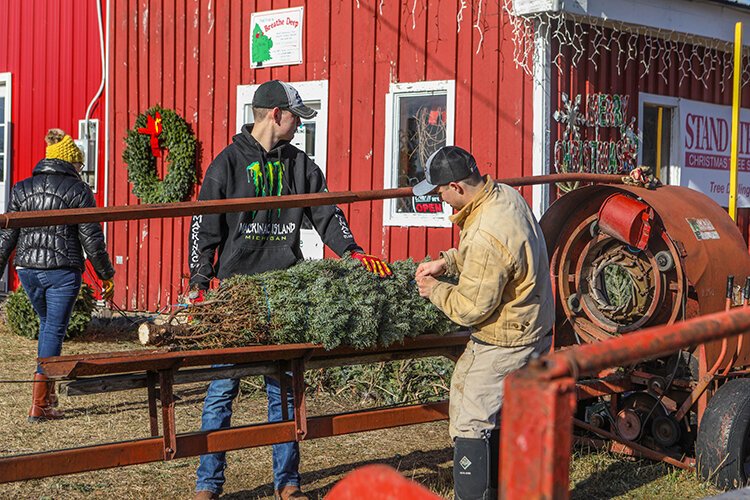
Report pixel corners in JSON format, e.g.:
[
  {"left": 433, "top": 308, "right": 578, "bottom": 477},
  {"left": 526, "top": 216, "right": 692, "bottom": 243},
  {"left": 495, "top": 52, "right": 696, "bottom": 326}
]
[
  {"left": 108, "top": 0, "right": 534, "bottom": 311},
  {"left": 0, "top": 0, "right": 107, "bottom": 290},
  {"left": 0, "top": 0, "right": 106, "bottom": 197}
]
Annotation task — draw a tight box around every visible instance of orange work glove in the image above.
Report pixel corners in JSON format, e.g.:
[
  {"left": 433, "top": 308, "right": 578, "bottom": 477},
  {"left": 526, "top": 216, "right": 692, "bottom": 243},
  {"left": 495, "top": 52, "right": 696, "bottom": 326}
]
[
  {"left": 101, "top": 279, "right": 115, "bottom": 301},
  {"left": 350, "top": 251, "right": 393, "bottom": 278},
  {"left": 187, "top": 288, "right": 205, "bottom": 305}
]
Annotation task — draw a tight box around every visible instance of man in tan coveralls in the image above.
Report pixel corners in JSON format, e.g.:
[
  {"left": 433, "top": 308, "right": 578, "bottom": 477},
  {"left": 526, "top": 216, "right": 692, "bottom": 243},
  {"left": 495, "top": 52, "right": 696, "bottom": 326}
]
[{"left": 413, "top": 146, "right": 555, "bottom": 500}]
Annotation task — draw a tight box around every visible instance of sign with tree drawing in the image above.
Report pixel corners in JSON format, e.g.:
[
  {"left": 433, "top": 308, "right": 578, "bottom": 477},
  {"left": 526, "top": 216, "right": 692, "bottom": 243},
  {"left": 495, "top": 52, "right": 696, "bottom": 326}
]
[{"left": 250, "top": 7, "right": 303, "bottom": 69}]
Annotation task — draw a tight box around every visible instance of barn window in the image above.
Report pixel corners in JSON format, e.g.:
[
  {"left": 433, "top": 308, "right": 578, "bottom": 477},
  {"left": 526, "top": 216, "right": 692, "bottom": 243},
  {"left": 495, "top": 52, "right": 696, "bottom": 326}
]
[
  {"left": 383, "top": 80, "right": 456, "bottom": 227},
  {"left": 642, "top": 105, "right": 674, "bottom": 185},
  {"left": 638, "top": 93, "right": 679, "bottom": 186},
  {"left": 76, "top": 119, "right": 99, "bottom": 192}
]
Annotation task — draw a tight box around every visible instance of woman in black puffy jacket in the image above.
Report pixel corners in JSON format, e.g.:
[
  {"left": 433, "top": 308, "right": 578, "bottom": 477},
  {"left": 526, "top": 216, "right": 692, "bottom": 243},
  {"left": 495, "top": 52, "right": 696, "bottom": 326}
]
[{"left": 0, "top": 129, "right": 115, "bottom": 422}]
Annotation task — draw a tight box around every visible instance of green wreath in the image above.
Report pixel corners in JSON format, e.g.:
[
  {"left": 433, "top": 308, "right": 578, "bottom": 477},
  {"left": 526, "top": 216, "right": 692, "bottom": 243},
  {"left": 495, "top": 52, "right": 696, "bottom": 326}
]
[{"left": 123, "top": 105, "right": 197, "bottom": 204}]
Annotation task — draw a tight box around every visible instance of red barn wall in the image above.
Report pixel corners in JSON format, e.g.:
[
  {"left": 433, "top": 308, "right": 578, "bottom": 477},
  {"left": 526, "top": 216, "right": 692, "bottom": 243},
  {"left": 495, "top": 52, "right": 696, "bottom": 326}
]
[
  {"left": 0, "top": 0, "right": 107, "bottom": 290},
  {"left": 108, "top": 1, "right": 535, "bottom": 311}
]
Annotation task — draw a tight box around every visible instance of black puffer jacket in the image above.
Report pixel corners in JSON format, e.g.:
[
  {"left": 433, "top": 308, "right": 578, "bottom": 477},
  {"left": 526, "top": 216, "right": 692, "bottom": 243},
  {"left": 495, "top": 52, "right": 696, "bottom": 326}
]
[{"left": 0, "top": 159, "right": 114, "bottom": 279}]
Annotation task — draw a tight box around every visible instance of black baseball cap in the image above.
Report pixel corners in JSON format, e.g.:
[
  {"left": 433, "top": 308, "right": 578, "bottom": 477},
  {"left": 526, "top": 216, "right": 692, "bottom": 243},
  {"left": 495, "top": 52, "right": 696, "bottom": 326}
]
[
  {"left": 412, "top": 146, "right": 478, "bottom": 196},
  {"left": 252, "top": 80, "right": 318, "bottom": 119}
]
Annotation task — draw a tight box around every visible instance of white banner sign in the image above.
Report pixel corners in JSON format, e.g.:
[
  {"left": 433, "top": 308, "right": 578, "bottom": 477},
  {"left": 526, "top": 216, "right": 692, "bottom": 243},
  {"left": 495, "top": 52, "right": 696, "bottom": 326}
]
[
  {"left": 250, "top": 7, "right": 303, "bottom": 69},
  {"left": 679, "top": 98, "right": 750, "bottom": 207}
]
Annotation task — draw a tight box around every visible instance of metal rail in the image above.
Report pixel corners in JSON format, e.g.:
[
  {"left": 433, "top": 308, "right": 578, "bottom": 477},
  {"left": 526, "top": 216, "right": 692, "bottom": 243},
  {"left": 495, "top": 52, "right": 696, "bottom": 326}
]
[
  {"left": 0, "top": 333, "right": 469, "bottom": 483},
  {"left": 499, "top": 306, "right": 750, "bottom": 499},
  {"left": 0, "top": 173, "right": 623, "bottom": 228},
  {"left": 0, "top": 172, "right": 628, "bottom": 486}
]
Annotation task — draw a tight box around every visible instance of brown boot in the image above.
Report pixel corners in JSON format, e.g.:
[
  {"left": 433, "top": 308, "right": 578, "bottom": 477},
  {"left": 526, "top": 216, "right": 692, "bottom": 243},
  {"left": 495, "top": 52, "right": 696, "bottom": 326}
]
[
  {"left": 194, "top": 491, "right": 219, "bottom": 500},
  {"left": 28, "top": 373, "right": 63, "bottom": 422},
  {"left": 274, "top": 485, "right": 308, "bottom": 500}
]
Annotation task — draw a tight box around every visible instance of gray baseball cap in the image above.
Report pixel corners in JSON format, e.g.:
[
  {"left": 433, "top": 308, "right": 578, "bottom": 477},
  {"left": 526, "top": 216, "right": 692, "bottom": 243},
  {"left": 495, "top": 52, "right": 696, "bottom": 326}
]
[
  {"left": 412, "top": 146, "right": 478, "bottom": 196},
  {"left": 252, "top": 80, "right": 318, "bottom": 119}
]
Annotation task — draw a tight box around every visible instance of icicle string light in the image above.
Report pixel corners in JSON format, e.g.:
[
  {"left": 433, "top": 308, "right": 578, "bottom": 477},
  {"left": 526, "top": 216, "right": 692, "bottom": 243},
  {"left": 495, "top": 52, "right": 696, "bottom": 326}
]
[{"left": 501, "top": 0, "right": 750, "bottom": 90}]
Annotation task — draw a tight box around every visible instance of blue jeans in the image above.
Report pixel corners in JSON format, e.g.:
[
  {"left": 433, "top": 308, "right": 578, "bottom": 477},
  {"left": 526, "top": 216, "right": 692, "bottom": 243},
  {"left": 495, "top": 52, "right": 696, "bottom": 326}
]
[
  {"left": 196, "top": 372, "right": 300, "bottom": 494},
  {"left": 17, "top": 268, "right": 82, "bottom": 373}
]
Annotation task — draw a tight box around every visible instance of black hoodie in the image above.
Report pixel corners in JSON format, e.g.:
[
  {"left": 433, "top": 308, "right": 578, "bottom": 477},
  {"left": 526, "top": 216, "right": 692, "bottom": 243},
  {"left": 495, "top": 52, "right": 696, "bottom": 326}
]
[{"left": 189, "top": 124, "right": 360, "bottom": 290}]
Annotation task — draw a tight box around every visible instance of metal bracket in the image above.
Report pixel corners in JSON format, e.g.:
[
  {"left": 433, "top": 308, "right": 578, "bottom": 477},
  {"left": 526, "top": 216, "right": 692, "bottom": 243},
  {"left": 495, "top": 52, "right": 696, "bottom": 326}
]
[
  {"left": 146, "top": 371, "right": 159, "bottom": 437},
  {"left": 158, "top": 369, "right": 177, "bottom": 460},
  {"left": 278, "top": 361, "right": 291, "bottom": 422},
  {"left": 292, "top": 358, "right": 307, "bottom": 441}
]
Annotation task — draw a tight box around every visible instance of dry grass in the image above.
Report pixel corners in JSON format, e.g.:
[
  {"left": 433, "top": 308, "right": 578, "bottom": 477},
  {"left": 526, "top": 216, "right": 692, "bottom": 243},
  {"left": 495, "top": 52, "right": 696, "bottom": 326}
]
[
  {"left": 0, "top": 314, "right": 722, "bottom": 499},
  {"left": 570, "top": 445, "right": 719, "bottom": 499}
]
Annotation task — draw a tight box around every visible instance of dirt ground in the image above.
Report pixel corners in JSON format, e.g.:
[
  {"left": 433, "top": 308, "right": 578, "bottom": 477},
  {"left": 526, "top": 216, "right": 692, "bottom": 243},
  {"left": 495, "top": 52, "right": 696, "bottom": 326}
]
[{"left": 0, "top": 315, "right": 721, "bottom": 499}]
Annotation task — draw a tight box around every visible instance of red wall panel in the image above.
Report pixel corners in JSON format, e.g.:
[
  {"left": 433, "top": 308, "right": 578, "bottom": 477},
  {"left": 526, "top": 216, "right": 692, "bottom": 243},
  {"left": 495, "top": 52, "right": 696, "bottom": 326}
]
[
  {"left": 0, "top": 0, "right": 107, "bottom": 291},
  {"left": 101, "top": 0, "right": 535, "bottom": 311}
]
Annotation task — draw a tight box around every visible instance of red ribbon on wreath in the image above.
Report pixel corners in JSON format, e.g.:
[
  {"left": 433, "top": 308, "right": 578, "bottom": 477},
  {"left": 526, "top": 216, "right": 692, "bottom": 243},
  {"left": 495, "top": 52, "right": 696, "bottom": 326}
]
[{"left": 137, "top": 111, "right": 163, "bottom": 158}]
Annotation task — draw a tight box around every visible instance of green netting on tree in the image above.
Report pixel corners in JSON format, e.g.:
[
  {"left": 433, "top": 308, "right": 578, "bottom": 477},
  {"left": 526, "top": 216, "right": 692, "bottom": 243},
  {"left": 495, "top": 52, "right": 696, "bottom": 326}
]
[
  {"left": 145, "top": 258, "right": 458, "bottom": 350},
  {"left": 4, "top": 284, "right": 96, "bottom": 340}
]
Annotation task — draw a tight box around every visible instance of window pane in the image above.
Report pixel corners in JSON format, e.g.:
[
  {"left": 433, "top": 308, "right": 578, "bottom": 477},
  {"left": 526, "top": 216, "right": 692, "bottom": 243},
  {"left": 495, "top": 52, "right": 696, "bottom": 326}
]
[
  {"left": 661, "top": 109, "right": 672, "bottom": 167},
  {"left": 304, "top": 122, "right": 316, "bottom": 157},
  {"left": 394, "top": 93, "right": 447, "bottom": 214},
  {"left": 292, "top": 122, "right": 316, "bottom": 159},
  {"left": 0, "top": 96, "right": 4, "bottom": 122},
  {"left": 0, "top": 123, "right": 4, "bottom": 181},
  {"left": 244, "top": 103, "right": 253, "bottom": 125},
  {"left": 641, "top": 105, "right": 672, "bottom": 183}
]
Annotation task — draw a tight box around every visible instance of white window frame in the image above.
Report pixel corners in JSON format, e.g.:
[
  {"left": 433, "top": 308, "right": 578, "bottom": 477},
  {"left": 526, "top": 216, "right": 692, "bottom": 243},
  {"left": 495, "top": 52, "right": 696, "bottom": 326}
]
[
  {"left": 76, "top": 119, "right": 100, "bottom": 193},
  {"left": 383, "top": 80, "right": 456, "bottom": 228},
  {"left": 638, "top": 92, "right": 680, "bottom": 186},
  {"left": 235, "top": 80, "right": 329, "bottom": 260},
  {"left": 236, "top": 80, "right": 328, "bottom": 166},
  {"left": 0, "top": 72, "right": 11, "bottom": 185},
  {"left": 0, "top": 72, "right": 12, "bottom": 293}
]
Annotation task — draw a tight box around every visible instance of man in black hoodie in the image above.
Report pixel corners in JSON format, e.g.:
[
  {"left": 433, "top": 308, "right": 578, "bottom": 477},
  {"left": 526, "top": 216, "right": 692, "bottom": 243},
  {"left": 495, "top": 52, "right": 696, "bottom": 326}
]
[{"left": 192, "top": 80, "right": 391, "bottom": 500}]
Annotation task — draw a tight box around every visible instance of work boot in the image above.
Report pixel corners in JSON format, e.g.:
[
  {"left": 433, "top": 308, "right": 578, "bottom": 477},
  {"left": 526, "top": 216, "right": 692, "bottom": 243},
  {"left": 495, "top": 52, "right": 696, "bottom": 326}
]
[
  {"left": 28, "top": 373, "right": 63, "bottom": 422},
  {"left": 274, "top": 485, "right": 309, "bottom": 500},
  {"left": 194, "top": 490, "right": 219, "bottom": 500},
  {"left": 453, "top": 436, "right": 494, "bottom": 500}
]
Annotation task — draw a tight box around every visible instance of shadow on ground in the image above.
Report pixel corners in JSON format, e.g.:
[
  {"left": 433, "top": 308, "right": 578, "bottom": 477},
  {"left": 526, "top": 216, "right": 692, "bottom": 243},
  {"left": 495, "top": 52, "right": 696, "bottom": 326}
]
[
  {"left": 222, "top": 447, "right": 453, "bottom": 499},
  {"left": 571, "top": 456, "right": 679, "bottom": 499}
]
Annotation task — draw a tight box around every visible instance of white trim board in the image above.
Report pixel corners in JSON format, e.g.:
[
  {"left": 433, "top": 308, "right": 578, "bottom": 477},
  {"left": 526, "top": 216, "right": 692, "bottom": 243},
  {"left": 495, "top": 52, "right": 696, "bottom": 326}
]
[{"left": 382, "top": 80, "right": 455, "bottom": 228}]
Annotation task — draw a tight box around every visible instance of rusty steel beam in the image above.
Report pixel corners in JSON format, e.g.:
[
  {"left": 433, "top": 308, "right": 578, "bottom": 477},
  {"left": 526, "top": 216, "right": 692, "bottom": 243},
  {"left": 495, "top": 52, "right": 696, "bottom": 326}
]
[
  {"left": 541, "top": 306, "right": 750, "bottom": 381},
  {"left": 573, "top": 419, "right": 692, "bottom": 470},
  {"left": 0, "top": 401, "right": 448, "bottom": 483},
  {"left": 0, "top": 335, "right": 464, "bottom": 484},
  {"left": 0, "top": 174, "right": 623, "bottom": 229},
  {"left": 500, "top": 370, "right": 577, "bottom": 499},
  {"left": 40, "top": 333, "right": 470, "bottom": 378},
  {"left": 575, "top": 374, "right": 634, "bottom": 400}
]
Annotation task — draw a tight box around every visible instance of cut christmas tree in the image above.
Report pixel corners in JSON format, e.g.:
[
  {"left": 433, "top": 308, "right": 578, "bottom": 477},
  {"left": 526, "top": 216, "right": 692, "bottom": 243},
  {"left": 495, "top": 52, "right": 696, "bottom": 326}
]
[{"left": 140, "top": 258, "right": 458, "bottom": 350}]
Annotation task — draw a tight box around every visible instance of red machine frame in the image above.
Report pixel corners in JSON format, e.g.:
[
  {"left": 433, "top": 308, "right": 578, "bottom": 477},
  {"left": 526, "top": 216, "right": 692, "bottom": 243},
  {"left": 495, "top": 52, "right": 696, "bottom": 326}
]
[{"left": 501, "top": 306, "right": 750, "bottom": 498}]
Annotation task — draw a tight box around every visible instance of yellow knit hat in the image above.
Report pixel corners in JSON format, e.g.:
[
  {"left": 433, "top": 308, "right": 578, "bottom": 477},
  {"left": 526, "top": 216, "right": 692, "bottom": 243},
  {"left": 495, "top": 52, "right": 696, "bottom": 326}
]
[{"left": 46, "top": 134, "right": 84, "bottom": 164}]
